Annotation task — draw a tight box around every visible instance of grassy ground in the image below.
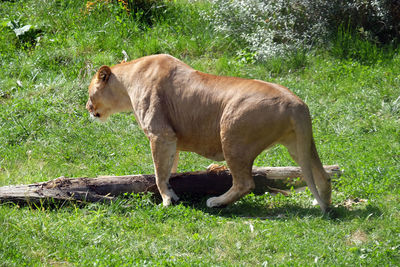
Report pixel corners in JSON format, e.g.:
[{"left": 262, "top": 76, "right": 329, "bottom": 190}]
[{"left": 1, "top": 0, "right": 399, "bottom": 265}]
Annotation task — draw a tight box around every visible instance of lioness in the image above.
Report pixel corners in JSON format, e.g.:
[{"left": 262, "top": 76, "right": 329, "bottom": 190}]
[{"left": 86, "top": 54, "right": 331, "bottom": 212}]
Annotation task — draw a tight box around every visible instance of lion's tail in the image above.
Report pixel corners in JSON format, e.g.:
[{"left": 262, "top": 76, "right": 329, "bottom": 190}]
[{"left": 292, "top": 104, "right": 329, "bottom": 212}]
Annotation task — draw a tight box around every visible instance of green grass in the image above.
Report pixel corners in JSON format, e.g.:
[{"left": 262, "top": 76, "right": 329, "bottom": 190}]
[
  {"left": 1, "top": 194, "right": 399, "bottom": 266},
  {"left": 1, "top": 0, "right": 399, "bottom": 265}
]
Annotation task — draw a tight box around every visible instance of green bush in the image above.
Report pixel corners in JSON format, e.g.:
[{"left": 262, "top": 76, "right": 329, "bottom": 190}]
[{"left": 205, "top": 0, "right": 400, "bottom": 61}]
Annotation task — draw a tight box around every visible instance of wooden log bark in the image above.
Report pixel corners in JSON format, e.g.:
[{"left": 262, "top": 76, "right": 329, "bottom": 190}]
[{"left": 0, "top": 165, "right": 341, "bottom": 205}]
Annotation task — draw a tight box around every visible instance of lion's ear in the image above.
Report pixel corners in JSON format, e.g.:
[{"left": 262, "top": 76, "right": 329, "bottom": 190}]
[{"left": 97, "top": 65, "right": 111, "bottom": 82}]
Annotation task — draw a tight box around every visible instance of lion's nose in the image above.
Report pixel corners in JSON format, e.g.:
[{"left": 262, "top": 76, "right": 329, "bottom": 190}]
[{"left": 86, "top": 100, "right": 93, "bottom": 111}]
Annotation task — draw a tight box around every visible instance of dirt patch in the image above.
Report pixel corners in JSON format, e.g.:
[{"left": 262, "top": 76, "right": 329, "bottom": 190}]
[{"left": 347, "top": 229, "right": 368, "bottom": 246}]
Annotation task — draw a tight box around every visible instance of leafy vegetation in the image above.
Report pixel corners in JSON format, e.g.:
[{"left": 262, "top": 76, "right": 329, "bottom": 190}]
[
  {"left": 206, "top": 0, "right": 400, "bottom": 60},
  {"left": 0, "top": 0, "right": 399, "bottom": 265}
]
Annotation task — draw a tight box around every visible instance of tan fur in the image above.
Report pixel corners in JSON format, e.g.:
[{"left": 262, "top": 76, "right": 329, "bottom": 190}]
[{"left": 86, "top": 54, "right": 331, "bottom": 211}]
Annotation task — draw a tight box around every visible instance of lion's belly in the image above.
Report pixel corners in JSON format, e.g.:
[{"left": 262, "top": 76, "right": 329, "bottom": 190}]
[
  {"left": 198, "top": 151, "right": 224, "bottom": 161},
  {"left": 176, "top": 136, "right": 225, "bottom": 161}
]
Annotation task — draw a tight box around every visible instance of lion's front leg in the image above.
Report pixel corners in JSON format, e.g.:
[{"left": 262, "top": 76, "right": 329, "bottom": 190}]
[
  {"left": 149, "top": 134, "right": 179, "bottom": 206},
  {"left": 171, "top": 150, "right": 179, "bottom": 174}
]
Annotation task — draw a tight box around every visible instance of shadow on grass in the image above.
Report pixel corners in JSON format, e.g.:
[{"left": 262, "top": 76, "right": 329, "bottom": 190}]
[
  {"left": 1, "top": 193, "right": 383, "bottom": 223},
  {"left": 205, "top": 204, "right": 382, "bottom": 222},
  {"left": 177, "top": 195, "right": 383, "bottom": 222}
]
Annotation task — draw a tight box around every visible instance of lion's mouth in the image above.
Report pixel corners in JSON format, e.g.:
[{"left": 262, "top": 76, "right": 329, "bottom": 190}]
[{"left": 89, "top": 112, "right": 101, "bottom": 120}]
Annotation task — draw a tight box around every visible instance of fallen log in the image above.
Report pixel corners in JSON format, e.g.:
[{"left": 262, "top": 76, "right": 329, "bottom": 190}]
[{"left": 0, "top": 165, "right": 341, "bottom": 205}]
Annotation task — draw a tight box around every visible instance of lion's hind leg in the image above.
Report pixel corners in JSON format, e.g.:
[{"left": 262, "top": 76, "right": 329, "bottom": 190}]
[{"left": 206, "top": 145, "right": 255, "bottom": 208}]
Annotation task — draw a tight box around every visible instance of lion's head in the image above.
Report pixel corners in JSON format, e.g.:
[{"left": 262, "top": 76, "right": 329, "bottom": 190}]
[{"left": 86, "top": 65, "right": 132, "bottom": 122}]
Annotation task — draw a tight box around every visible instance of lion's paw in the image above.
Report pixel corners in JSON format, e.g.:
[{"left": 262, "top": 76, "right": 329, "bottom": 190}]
[
  {"left": 206, "top": 164, "right": 228, "bottom": 174},
  {"left": 206, "top": 197, "right": 222, "bottom": 208},
  {"left": 161, "top": 192, "right": 180, "bottom": 207},
  {"left": 162, "top": 197, "right": 172, "bottom": 207}
]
